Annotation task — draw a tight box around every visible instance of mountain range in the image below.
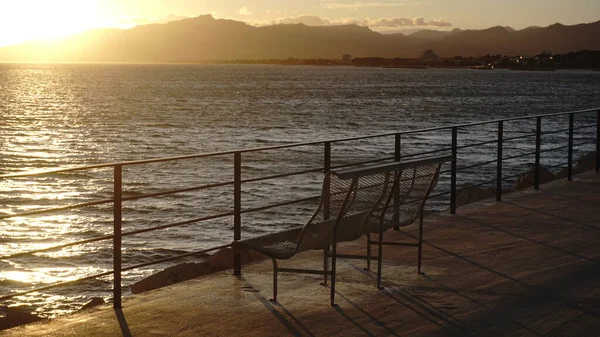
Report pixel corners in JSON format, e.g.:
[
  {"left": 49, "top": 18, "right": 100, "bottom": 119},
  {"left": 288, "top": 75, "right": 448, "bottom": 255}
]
[{"left": 1, "top": 15, "right": 599, "bottom": 63}]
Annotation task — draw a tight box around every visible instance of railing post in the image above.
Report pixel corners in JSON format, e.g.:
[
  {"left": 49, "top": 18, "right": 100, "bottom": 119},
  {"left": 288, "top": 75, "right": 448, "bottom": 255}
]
[
  {"left": 393, "top": 133, "right": 401, "bottom": 229},
  {"left": 596, "top": 110, "right": 600, "bottom": 172},
  {"left": 568, "top": 113, "right": 574, "bottom": 181},
  {"left": 113, "top": 165, "right": 122, "bottom": 309},
  {"left": 233, "top": 152, "right": 242, "bottom": 276},
  {"left": 324, "top": 142, "right": 331, "bottom": 220},
  {"left": 534, "top": 117, "right": 542, "bottom": 189},
  {"left": 450, "top": 127, "right": 457, "bottom": 214},
  {"left": 496, "top": 121, "right": 503, "bottom": 201}
]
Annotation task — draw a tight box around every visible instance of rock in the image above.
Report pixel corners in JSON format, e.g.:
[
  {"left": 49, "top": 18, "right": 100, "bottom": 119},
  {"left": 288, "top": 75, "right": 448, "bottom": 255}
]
[
  {"left": 549, "top": 152, "right": 596, "bottom": 179},
  {"left": 574, "top": 152, "right": 597, "bottom": 174},
  {"left": 206, "top": 248, "right": 267, "bottom": 274},
  {"left": 515, "top": 167, "right": 556, "bottom": 190},
  {"left": 77, "top": 297, "right": 105, "bottom": 312},
  {"left": 130, "top": 262, "right": 211, "bottom": 294},
  {"left": 129, "top": 248, "right": 267, "bottom": 294},
  {"left": 455, "top": 184, "right": 497, "bottom": 207},
  {"left": 0, "top": 307, "right": 44, "bottom": 330}
]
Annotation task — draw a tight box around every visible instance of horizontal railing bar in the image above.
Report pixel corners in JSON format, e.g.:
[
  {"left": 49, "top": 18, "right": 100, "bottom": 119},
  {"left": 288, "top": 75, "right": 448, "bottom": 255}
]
[
  {"left": 2, "top": 108, "right": 597, "bottom": 179},
  {"left": 456, "top": 159, "right": 498, "bottom": 172},
  {"left": 456, "top": 178, "right": 498, "bottom": 193},
  {"left": 330, "top": 157, "right": 395, "bottom": 171},
  {"left": 543, "top": 162, "right": 569, "bottom": 170},
  {"left": 0, "top": 234, "right": 114, "bottom": 260},
  {"left": 572, "top": 123, "right": 597, "bottom": 131},
  {"left": 0, "top": 270, "right": 114, "bottom": 301},
  {"left": 573, "top": 140, "right": 597, "bottom": 147},
  {"left": 503, "top": 133, "right": 536, "bottom": 142},
  {"left": 121, "top": 211, "right": 235, "bottom": 238},
  {"left": 122, "top": 181, "right": 235, "bottom": 202},
  {"left": 1, "top": 212, "right": 238, "bottom": 259},
  {"left": 541, "top": 127, "right": 569, "bottom": 136},
  {"left": 0, "top": 244, "right": 231, "bottom": 301},
  {"left": 241, "top": 196, "right": 320, "bottom": 215},
  {"left": 501, "top": 168, "right": 536, "bottom": 181},
  {"left": 540, "top": 145, "right": 570, "bottom": 153},
  {"left": 456, "top": 139, "right": 498, "bottom": 150},
  {"left": 0, "top": 198, "right": 114, "bottom": 220},
  {"left": 241, "top": 167, "right": 323, "bottom": 184},
  {"left": 121, "top": 244, "right": 230, "bottom": 272},
  {"left": 427, "top": 190, "right": 451, "bottom": 199},
  {"left": 399, "top": 148, "right": 453, "bottom": 159},
  {"left": 502, "top": 151, "right": 537, "bottom": 162}
]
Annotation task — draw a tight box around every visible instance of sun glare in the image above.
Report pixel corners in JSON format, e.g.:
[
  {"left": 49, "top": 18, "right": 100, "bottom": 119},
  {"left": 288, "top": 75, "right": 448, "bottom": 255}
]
[{"left": 0, "top": 0, "right": 106, "bottom": 47}]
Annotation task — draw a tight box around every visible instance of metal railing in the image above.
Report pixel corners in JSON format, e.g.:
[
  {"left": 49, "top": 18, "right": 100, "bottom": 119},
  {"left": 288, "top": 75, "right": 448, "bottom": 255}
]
[{"left": 0, "top": 108, "right": 599, "bottom": 309}]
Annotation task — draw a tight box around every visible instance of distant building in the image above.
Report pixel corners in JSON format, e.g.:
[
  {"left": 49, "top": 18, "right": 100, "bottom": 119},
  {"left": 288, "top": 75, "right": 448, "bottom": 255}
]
[
  {"left": 342, "top": 54, "right": 353, "bottom": 64},
  {"left": 420, "top": 49, "right": 439, "bottom": 63}
]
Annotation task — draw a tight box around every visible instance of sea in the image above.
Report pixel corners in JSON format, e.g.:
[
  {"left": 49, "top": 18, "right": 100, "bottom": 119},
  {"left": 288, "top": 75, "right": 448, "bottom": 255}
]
[{"left": 1, "top": 63, "right": 599, "bottom": 317}]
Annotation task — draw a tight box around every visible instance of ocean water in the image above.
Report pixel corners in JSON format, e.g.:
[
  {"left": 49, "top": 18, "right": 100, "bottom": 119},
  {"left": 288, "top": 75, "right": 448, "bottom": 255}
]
[{"left": 0, "top": 63, "right": 599, "bottom": 317}]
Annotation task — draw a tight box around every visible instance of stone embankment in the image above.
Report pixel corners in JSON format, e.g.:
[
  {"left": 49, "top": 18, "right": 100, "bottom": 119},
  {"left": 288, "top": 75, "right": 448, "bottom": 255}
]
[{"left": 455, "top": 151, "right": 596, "bottom": 207}]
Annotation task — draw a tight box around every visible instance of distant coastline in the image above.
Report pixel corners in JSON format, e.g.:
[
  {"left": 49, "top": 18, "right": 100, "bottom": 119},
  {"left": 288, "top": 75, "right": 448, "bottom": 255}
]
[{"left": 168, "top": 49, "right": 600, "bottom": 71}]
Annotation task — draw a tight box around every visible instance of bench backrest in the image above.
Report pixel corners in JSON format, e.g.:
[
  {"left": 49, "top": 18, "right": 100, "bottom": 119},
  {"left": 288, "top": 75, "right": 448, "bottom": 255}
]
[
  {"left": 294, "top": 155, "right": 450, "bottom": 253},
  {"left": 295, "top": 163, "right": 397, "bottom": 253},
  {"left": 295, "top": 155, "right": 450, "bottom": 253},
  {"left": 373, "top": 156, "right": 449, "bottom": 233}
]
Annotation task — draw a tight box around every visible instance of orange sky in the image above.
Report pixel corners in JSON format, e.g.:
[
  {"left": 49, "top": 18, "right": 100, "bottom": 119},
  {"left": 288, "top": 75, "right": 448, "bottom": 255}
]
[{"left": 1, "top": 0, "right": 598, "bottom": 47}]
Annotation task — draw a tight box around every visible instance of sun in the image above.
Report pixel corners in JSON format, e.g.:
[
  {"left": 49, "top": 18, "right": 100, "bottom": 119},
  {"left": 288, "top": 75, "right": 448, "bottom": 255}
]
[{"left": 0, "top": 0, "right": 106, "bottom": 47}]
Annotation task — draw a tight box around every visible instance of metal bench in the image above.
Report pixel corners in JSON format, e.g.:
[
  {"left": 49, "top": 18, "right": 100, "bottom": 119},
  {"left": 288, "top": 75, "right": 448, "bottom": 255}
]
[
  {"left": 232, "top": 155, "right": 450, "bottom": 305},
  {"left": 232, "top": 161, "right": 401, "bottom": 305},
  {"left": 363, "top": 155, "right": 451, "bottom": 289}
]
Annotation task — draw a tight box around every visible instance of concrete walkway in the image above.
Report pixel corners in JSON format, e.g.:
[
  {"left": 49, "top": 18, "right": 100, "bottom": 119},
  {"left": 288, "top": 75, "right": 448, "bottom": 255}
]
[{"left": 3, "top": 171, "right": 599, "bottom": 337}]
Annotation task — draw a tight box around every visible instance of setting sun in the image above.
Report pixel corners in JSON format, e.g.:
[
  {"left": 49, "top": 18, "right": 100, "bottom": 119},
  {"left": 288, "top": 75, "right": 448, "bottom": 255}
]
[{"left": 0, "top": 0, "right": 106, "bottom": 47}]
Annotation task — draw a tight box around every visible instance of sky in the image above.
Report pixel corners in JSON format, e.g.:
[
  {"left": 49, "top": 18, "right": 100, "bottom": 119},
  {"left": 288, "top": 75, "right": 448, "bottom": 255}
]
[{"left": 0, "top": 0, "right": 599, "bottom": 47}]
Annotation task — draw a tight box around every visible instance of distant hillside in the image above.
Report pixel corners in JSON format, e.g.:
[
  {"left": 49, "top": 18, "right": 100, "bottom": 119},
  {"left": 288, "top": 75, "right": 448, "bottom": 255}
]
[{"left": 0, "top": 15, "right": 599, "bottom": 62}]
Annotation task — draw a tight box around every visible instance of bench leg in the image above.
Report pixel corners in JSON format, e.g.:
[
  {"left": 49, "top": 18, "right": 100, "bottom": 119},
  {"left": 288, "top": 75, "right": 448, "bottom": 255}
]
[
  {"left": 330, "top": 242, "right": 337, "bottom": 306},
  {"left": 365, "top": 234, "right": 371, "bottom": 271},
  {"left": 322, "top": 248, "right": 329, "bottom": 285},
  {"left": 271, "top": 258, "right": 278, "bottom": 302},
  {"left": 377, "top": 230, "right": 384, "bottom": 289},
  {"left": 417, "top": 211, "right": 424, "bottom": 274}
]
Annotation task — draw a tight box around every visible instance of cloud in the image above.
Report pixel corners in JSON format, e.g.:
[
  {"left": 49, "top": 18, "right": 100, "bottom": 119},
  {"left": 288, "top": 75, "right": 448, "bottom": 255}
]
[
  {"left": 370, "top": 17, "right": 452, "bottom": 28},
  {"left": 238, "top": 7, "right": 253, "bottom": 16},
  {"left": 272, "top": 15, "right": 332, "bottom": 26},
  {"left": 322, "top": 1, "right": 430, "bottom": 10},
  {"left": 250, "top": 15, "right": 451, "bottom": 30}
]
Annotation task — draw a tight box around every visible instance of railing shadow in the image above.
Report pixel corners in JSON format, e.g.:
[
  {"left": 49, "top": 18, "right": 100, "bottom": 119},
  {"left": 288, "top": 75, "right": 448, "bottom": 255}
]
[
  {"left": 115, "top": 308, "right": 132, "bottom": 337},
  {"left": 346, "top": 264, "right": 472, "bottom": 336}
]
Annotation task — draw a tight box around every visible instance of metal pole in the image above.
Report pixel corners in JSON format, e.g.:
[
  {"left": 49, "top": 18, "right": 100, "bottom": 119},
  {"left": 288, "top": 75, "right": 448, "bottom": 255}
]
[
  {"left": 324, "top": 142, "right": 331, "bottom": 221},
  {"left": 450, "top": 127, "right": 457, "bottom": 214},
  {"left": 233, "top": 152, "right": 242, "bottom": 276},
  {"left": 534, "top": 117, "right": 541, "bottom": 190},
  {"left": 596, "top": 110, "right": 600, "bottom": 172},
  {"left": 496, "top": 121, "right": 503, "bottom": 201},
  {"left": 113, "top": 165, "right": 122, "bottom": 309},
  {"left": 393, "top": 133, "right": 401, "bottom": 229},
  {"left": 568, "top": 113, "right": 574, "bottom": 181}
]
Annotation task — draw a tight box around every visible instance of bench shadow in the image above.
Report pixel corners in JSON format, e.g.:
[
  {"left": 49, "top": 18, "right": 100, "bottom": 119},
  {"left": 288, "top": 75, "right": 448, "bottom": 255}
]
[
  {"left": 333, "top": 291, "right": 402, "bottom": 337},
  {"left": 237, "top": 276, "right": 305, "bottom": 337}
]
